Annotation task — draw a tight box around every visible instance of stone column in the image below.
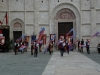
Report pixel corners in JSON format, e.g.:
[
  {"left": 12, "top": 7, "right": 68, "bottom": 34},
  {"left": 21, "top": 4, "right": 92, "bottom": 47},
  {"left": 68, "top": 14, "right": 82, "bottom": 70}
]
[
  {"left": 34, "top": 0, "right": 40, "bottom": 37},
  {"left": 54, "top": 20, "right": 58, "bottom": 44},
  {"left": 80, "top": 0, "right": 82, "bottom": 40},
  {"left": 49, "top": 0, "right": 53, "bottom": 34},
  {"left": 90, "top": 0, "right": 97, "bottom": 48}
]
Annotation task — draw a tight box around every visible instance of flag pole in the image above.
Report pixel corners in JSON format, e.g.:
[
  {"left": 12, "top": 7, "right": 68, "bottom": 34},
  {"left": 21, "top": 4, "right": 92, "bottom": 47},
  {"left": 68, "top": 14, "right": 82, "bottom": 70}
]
[{"left": 1, "top": 12, "right": 8, "bottom": 26}]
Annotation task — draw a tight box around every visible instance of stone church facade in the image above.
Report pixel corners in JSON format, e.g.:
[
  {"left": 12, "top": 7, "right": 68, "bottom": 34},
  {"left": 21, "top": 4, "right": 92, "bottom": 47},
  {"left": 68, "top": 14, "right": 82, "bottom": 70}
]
[{"left": 0, "top": 0, "right": 100, "bottom": 48}]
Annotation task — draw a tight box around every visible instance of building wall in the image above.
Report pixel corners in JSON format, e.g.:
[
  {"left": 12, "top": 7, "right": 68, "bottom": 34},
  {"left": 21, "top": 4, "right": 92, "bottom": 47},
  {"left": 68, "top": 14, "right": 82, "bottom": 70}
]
[{"left": 0, "top": 0, "right": 100, "bottom": 48}]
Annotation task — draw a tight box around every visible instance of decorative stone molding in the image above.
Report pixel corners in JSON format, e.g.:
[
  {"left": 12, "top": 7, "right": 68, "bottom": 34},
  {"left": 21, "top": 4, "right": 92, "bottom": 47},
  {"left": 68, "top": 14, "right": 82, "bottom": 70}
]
[
  {"left": 10, "top": 18, "right": 25, "bottom": 39},
  {"left": 56, "top": 8, "right": 75, "bottom": 20},
  {"left": 11, "top": 18, "right": 24, "bottom": 31},
  {"left": 13, "top": 22, "right": 22, "bottom": 28}
]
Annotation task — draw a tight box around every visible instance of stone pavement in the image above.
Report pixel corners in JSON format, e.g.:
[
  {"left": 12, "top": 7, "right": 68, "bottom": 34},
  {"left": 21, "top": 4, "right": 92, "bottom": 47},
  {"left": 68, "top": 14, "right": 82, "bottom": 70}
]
[
  {"left": 42, "top": 50, "right": 100, "bottom": 75},
  {"left": 0, "top": 50, "right": 52, "bottom": 75},
  {"left": 0, "top": 48, "right": 100, "bottom": 75}
]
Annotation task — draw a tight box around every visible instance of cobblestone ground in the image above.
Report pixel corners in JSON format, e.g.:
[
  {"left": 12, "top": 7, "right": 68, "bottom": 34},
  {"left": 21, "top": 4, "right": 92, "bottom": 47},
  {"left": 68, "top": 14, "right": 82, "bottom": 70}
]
[{"left": 0, "top": 50, "right": 52, "bottom": 75}]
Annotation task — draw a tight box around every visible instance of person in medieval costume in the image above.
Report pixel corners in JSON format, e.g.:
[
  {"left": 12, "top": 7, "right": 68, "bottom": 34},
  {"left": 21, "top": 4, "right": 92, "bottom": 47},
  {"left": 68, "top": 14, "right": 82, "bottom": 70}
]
[
  {"left": 48, "top": 41, "right": 53, "bottom": 55},
  {"left": 24, "top": 41, "right": 28, "bottom": 52},
  {"left": 14, "top": 40, "right": 19, "bottom": 55},
  {"left": 68, "top": 41, "right": 72, "bottom": 53},
  {"left": 78, "top": 39, "right": 81, "bottom": 52},
  {"left": 31, "top": 43, "right": 34, "bottom": 55},
  {"left": 34, "top": 41, "right": 39, "bottom": 57},
  {"left": 59, "top": 39, "right": 65, "bottom": 56},
  {"left": 39, "top": 40, "right": 43, "bottom": 52},
  {"left": 65, "top": 39, "right": 69, "bottom": 54},
  {"left": 80, "top": 39, "right": 84, "bottom": 53}
]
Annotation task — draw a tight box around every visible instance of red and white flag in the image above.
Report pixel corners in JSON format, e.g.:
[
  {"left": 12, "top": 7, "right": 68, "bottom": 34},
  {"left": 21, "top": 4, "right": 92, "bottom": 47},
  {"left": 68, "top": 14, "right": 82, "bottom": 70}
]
[{"left": 5, "top": 12, "right": 8, "bottom": 25}]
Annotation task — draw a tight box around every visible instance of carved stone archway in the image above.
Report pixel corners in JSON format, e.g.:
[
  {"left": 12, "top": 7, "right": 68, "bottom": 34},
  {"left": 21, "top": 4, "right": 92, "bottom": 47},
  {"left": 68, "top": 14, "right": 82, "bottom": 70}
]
[
  {"left": 55, "top": 8, "right": 76, "bottom": 40},
  {"left": 13, "top": 22, "right": 22, "bottom": 28},
  {"left": 11, "top": 18, "right": 25, "bottom": 39},
  {"left": 56, "top": 8, "right": 76, "bottom": 20},
  {"left": 50, "top": 3, "right": 81, "bottom": 43}
]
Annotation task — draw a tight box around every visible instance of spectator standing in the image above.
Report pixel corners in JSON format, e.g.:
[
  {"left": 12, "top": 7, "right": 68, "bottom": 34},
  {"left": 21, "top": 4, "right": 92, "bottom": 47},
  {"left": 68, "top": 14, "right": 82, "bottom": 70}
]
[
  {"left": 81, "top": 39, "right": 84, "bottom": 53},
  {"left": 86, "top": 39, "right": 90, "bottom": 54}
]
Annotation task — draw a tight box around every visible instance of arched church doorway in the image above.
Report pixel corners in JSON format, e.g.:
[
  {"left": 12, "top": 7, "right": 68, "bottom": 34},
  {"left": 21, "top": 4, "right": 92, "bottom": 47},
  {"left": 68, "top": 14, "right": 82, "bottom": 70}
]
[
  {"left": 56, "top": 8, "right": 76, "bottom": 40},
  {"left": 51, "top": 3, "right": 81, "bottom": 45},
  {"left": 13, "top": 22, "right": 22, "bottom": 42},
  {"left": 11, "top": 18, "right": 25, "bottom": 42}
]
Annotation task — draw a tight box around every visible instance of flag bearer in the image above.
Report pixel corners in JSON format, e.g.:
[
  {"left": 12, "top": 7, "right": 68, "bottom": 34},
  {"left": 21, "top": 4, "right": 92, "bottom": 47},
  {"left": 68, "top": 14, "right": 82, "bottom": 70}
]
[
  {"left": 48, "top": 41, "right": 53, "bottom": 55},
  {"left": 14, "top": 40, "right": 19, "bottom": 55}
]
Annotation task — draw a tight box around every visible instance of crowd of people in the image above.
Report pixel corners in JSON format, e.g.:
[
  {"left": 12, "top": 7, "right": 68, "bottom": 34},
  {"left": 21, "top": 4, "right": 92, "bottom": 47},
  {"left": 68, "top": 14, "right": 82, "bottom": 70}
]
[
  {"left": 58, "top": 36, "right": 74, "bottom": 56},
  {"left": 14, "top": 38, "right": 54, "bottom": 57},
  {"left": 58, "top": 37, "right": 91, "bottom": 56},
  {"left": 14, "top": 37, "right": 100, "bottom": 57},
  {"left": 77, "top": 39, "right": 90, "bottom": 54}
]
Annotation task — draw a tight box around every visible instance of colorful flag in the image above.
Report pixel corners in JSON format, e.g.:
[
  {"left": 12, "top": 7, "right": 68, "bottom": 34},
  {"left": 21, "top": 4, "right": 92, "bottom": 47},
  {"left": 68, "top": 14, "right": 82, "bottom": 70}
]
[
  {"left": 5, "top": 12, "right": 8, "bottom": 25},
  {"left": 39, "top": 27, "right": 45, "bottom": 34},
  {"left": 37, "top": 27, "right": 45, "bottom": 43},
  {"left": 70, "top": 35, "right": 74, "bottom": 40},
  {"left": 91, "top": 32, "right": 100, "bottom": 38},
  {"left": 0, "top": 20, "right": 3, "bottom": 25},
  {"left": 66, "top": 28, "right": 73, "bottom": 35},
  {"left": 39, "top": 40, "right": 43, "bottom": 44},
  {"left": 16, "top": 36, "right": 22, "bottom": 42},
  {"left": 69, "top": 28, "right": 73, "bottom": 33},
  {"left": 70, "top": 29, "right": 76, "bottom": 40},
  {"left": 56, "top": 39, "right": 60, "bottom": 45},
  {"left": 44, "top": 46, "right": 48, "bottom": 54},
  {"left": 51, "top": 35, "right": 56, "bottom": 41},
  {"left": 19, "top": 45, "right": 26, "bottom": 51},
  {"left": 79, "top": 44, "right": 86, "bottom": 47}
]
